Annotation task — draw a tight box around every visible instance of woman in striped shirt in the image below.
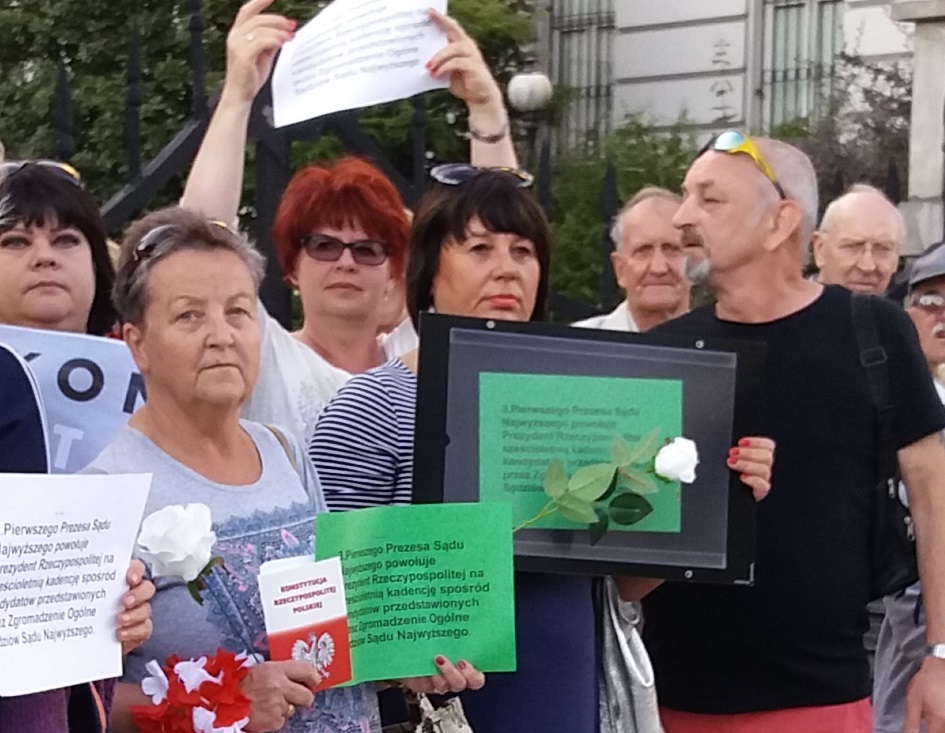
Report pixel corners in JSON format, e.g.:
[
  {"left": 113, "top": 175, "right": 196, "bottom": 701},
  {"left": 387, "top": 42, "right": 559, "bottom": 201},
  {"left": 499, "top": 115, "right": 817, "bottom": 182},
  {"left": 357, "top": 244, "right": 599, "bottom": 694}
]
[{"left": 308, "top": 169, "right": 607, "bottom": 731}]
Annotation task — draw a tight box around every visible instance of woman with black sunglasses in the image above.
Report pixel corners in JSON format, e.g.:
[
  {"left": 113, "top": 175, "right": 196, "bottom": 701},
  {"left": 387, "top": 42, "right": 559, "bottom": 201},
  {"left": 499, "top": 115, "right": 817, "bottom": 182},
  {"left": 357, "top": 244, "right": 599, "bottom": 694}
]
[{"left": 179, "top": 0, "right": 518, "bottom": 449}]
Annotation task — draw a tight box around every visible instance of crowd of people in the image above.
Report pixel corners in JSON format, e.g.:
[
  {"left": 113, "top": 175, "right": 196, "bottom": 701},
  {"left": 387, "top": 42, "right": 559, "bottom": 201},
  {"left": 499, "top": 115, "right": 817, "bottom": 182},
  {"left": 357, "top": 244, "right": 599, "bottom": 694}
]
[{"left": 2, "top": 1, "right": 945, "bottom": 732}]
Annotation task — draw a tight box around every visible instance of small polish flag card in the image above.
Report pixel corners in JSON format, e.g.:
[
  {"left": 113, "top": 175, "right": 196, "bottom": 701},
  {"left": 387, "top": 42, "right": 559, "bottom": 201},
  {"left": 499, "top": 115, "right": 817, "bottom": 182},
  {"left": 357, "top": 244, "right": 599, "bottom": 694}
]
[{"left": 258, "top": 555, "right": 352, "bottom": 690}]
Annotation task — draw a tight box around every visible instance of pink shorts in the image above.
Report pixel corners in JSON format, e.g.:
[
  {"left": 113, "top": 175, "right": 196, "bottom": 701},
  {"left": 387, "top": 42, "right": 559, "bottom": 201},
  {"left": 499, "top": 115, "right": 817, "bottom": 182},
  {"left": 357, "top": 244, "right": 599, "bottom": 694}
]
[{"left": 660, "top": 698, "right": 872, "bottom": 733}]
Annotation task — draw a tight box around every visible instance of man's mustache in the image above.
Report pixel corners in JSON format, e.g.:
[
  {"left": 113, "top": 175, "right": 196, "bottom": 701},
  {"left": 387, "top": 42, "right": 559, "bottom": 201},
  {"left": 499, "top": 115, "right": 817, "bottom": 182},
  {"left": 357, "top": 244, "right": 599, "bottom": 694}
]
[{"left": 680, "top": 226, "right": 704, "bottom": 249}]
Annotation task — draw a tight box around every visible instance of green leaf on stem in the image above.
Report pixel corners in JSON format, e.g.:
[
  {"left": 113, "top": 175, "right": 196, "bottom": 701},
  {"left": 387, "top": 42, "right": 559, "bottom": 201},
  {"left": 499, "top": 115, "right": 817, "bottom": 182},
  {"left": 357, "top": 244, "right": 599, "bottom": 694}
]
[
  {"left": 610, "top": 435, "right": 634, "bottom": 466},
  {"left": 589, "top": 508, "right": 609, "bottom": 545},
  {"left": 557, "top": 494, "right": 599, "bottom": 524},
  {"left": 619, "top": 466, "right": 660, "bottom": 495},
  {"left": 567, "top": 463, "right": 617, "bottom": 502},
  {"left": 630, "top": 428, "right": 662, "bottom": 464},
  {"left": 187, "top": 579, "right": 205, "bottom": 606},
  {"left": 599, "top": 470, "right": 619, "bottom": 501},
  {"left": 543, "top": 459, "right": 569, "bottom": 499},
  {"left": 609, "top": 493, "right": 654, "bottom": 526}
]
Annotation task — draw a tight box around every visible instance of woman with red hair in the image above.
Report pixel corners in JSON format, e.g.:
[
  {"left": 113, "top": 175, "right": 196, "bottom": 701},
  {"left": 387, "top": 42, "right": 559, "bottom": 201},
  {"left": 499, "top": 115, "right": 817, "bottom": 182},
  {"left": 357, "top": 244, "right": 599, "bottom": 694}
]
[{"left": 182, "top": 0, "right": 517, "bottom": 446}]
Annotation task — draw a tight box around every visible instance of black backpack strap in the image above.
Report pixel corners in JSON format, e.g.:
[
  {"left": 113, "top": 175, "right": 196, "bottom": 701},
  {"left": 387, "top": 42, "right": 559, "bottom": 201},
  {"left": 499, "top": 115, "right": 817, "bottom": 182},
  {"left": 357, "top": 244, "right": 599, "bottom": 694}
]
[{"left": 849, "top": 293, "right": 898, "bottom": 488}]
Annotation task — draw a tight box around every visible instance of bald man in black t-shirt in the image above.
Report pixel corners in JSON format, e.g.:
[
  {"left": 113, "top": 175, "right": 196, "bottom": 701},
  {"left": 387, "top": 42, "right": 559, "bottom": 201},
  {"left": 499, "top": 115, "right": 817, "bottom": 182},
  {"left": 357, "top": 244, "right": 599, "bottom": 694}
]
[{"left": 623, "top": 134, "right": 945, "bottom": 733}]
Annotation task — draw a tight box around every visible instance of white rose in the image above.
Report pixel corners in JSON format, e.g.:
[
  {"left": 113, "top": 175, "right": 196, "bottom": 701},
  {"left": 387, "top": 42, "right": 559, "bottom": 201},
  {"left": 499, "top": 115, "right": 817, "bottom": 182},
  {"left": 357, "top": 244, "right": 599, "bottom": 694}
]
[
  {"left": 654, "top": 437, "right": 699, "bottom": 484},
  {"left": 136, "top": 503, "right": 216, "bottom": 582}
]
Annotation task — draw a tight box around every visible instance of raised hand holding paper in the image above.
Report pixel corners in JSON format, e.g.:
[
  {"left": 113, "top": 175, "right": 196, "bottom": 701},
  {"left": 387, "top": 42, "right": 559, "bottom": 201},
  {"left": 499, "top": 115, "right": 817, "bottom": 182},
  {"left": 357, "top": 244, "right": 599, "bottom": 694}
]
[
  {"left": 0, "top": 473, "right": 151, "bottom": 695},
  {"left": 315, "top": 502, "right": 516, "bottom": 684},
  {"left": 258, "top": 555, "right": 352, "bottom": 690},
  {"left": 272, "top": 0, "right": 449, "bottom": 127}
]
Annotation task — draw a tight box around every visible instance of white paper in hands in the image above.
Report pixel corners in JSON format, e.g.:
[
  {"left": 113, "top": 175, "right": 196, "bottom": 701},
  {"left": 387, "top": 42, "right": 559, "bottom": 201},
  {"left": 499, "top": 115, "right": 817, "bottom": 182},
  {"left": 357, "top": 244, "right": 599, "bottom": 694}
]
[
  {"left": 0, "top": 473, "right": 151, "bottom": 696},
  {"left": 272, "top": 0, "right": 449, "bottom": 127}
]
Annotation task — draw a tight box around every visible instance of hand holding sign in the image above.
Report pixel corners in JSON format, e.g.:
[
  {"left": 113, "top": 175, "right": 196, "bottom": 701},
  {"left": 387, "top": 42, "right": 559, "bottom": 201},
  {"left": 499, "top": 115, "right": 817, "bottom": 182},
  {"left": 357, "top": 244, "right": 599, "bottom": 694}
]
[
  {"left": 223, "top": 0, "right": 296, "bottom": 107},
  {"left": 426, "top": 10, "right": 501, "bottom": 111}
]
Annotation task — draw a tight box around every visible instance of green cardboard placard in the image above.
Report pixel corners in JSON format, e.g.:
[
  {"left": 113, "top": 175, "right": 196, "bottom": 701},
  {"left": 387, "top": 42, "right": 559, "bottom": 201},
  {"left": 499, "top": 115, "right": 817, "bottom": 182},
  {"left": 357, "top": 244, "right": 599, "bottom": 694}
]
[
  {"left": 479, "top": 372, "right": 683, "bottom": 533},
  {"left": 315, "top": 503, "right": 516, "bottom": 683}
]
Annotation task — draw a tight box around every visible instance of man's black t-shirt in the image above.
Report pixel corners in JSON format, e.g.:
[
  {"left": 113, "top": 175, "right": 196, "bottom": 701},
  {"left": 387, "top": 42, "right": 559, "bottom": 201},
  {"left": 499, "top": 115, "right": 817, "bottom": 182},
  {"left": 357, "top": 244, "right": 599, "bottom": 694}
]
[{"left": 642, "top": 285, "right": 945, "bottom": 713}]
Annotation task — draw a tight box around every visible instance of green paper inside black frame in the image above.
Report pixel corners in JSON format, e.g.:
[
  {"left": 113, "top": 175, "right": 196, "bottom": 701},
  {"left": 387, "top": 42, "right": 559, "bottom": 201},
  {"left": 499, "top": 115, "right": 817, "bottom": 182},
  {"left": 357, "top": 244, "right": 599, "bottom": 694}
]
[{"left": 412, "top": 313, "right": 766, "bottom": 585}]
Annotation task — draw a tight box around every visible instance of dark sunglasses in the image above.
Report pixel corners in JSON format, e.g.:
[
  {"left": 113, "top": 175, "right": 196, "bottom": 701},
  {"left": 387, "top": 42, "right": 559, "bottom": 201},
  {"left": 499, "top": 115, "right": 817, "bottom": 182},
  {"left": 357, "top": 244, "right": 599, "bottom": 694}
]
[
  {"left": 300, "top": 233, "right": 389, "bottom": 266},
  {"left": 430, "top": 163, "right": 534, "bottom": 189},
  {"left": 0, "top": 160, "right": 83, "bottom": 188},
  {"left": 699, "top": 130, "right": 786, "bottom": 200},
  {"left": 133, "top": 220, "right": 235, "bottom": 263}
]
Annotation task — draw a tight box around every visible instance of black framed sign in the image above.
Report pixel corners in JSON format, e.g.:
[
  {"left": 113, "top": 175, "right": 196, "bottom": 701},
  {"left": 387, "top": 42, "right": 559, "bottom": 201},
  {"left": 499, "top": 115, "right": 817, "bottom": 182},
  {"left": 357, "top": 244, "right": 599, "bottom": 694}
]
[{"left": 412, "top": 313, "right": 766, "bottom": 585}]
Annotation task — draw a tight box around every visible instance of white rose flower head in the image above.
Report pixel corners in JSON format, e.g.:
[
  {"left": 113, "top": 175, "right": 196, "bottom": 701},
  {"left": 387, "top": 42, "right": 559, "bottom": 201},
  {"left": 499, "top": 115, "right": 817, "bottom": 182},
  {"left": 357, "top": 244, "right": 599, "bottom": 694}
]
[
  {"left": 136, "top": 503, "right": 216, "bottom": 582},
  {"left": 654, "top": 437, "right": 699, "bottom": 484}
]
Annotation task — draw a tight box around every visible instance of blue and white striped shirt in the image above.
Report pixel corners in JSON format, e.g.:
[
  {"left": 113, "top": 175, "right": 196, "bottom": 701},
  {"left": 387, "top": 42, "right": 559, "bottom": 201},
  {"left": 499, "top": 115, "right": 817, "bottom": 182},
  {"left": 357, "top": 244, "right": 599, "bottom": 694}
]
[{"left": 308, "top": 359, "right": 417, "bottom": 511}]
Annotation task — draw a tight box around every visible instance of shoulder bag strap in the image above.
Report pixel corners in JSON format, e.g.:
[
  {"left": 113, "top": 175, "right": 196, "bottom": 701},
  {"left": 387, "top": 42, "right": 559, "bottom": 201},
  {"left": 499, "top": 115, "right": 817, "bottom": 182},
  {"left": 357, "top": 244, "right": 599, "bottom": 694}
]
[
  {"left": 849, "top": 293, "right": 898, "bottom": 486},
  {"left": 265, "top": 424, "right": 299, "bottom": 475}
]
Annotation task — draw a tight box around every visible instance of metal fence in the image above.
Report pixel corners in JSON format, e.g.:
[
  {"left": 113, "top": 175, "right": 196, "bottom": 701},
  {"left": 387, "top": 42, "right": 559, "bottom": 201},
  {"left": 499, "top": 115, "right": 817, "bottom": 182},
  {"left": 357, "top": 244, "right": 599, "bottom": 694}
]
[{"left": 41, "top": 0, "right": 612, "bottom": 326}]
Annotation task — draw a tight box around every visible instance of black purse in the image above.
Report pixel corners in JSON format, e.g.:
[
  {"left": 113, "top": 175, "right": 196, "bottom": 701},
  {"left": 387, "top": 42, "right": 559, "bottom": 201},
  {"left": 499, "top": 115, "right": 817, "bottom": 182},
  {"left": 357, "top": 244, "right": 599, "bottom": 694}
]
[{"left": 850, "top": 293, "right": 918, "bottom": 601}]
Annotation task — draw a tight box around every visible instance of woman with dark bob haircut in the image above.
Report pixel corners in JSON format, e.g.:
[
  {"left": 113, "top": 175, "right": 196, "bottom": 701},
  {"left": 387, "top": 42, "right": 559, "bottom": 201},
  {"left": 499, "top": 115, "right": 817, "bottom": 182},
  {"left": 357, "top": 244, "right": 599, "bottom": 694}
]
[
  {"left": 308, "top": 169, "right": 604, "bottom": 729},
  {"left": 0, "top": 162, "right": 117, "bottom": 335},
  {"left": 0, "top": 161, "right": 154, "bottom": 732},
  {"left": 405, "top": 171, "right": 551, "bottom": 326}
]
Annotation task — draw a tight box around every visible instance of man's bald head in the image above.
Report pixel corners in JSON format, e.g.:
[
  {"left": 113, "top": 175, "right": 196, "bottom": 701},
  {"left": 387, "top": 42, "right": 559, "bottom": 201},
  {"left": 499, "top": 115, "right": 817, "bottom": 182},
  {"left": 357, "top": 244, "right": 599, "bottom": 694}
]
[
  {"left": 813, "top": 184, "right": 903, "bottom": 294},
  {"left": 754, "top": 138, "right": 819, "bottom": 246}
]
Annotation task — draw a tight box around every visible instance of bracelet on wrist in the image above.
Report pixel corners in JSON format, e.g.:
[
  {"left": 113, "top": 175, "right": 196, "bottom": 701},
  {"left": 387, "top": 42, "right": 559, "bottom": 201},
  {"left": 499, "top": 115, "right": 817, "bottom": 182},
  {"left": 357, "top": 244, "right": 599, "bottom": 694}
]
[
  {"left": 468, "top": 120, "right": 509, "bottom": 144},
  {"left": 927, "top": 643, "right": 945, "bottom": 659}
]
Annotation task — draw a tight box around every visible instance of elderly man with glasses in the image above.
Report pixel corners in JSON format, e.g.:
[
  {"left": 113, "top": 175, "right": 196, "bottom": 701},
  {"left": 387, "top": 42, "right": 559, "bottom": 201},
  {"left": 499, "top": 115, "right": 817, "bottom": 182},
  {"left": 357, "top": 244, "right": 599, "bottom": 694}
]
[
  {"left": 873, "top": 243, "right": 945, "bottom": 733},
  {"left": 812, "top": 184, "right": 905, "bottom": 295}
]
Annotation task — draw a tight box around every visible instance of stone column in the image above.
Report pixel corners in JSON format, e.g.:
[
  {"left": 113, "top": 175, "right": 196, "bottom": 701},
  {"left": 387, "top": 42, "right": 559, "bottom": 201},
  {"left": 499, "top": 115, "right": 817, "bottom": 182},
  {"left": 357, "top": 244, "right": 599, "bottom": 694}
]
[{"left": 892, "top": 0, "right": 945, "bottom": 254}]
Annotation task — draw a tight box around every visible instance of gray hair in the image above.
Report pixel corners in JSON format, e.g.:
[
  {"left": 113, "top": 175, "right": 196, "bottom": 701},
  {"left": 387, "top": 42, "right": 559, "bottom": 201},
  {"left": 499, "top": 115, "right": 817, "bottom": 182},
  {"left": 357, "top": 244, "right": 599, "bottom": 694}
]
[
  {"left": 754, "top": 138, "right": 819, "bottom": 244},
  {"left": 819, "top": 183, "right": 905, "bottom": 243},
  {"left": 113, "top": 206, "right": 265, "bottom": 324},
  {"left": 610, "top": 186, "right": 682, "bottom": 249}
]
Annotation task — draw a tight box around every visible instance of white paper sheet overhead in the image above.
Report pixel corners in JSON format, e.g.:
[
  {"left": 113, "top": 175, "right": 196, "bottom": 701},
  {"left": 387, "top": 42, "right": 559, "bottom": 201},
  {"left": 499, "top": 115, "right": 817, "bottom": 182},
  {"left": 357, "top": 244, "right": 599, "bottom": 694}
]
[
  {"left": 272, "top": 0, "right": 449, "bottom": 127},
  {"left": 0, "top": 473, "right": 151, "bottom": 696}
]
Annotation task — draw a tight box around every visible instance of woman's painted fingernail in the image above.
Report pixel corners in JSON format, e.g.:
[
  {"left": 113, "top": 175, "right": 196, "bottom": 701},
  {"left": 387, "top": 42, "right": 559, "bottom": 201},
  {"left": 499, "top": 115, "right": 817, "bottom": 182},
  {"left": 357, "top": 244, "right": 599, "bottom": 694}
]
[
  {"left": 741, "top": 474, "right": 750, "bottom": 482},
  {"left": 435, "top": 656, "right": 446, "bottom": 666},
  {"left": 729, "top": 448, "right": 740, "bottom": 458},
  {"left": 457, "top": 660, "right": 467, "bottom": 670},
  {"left": 739, "top": 438, "right": 751, "bottom": 447},
  {"left": 123, "top": 594, "right": 135, "bottom": 607}
]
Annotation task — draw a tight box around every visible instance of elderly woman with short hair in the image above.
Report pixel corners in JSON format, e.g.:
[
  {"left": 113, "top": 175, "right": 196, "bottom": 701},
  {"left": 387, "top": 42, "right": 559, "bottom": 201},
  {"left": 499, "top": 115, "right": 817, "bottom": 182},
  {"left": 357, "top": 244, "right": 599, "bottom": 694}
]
[{"left": 84, "top": 206, "right": 481, "bottom": 733}]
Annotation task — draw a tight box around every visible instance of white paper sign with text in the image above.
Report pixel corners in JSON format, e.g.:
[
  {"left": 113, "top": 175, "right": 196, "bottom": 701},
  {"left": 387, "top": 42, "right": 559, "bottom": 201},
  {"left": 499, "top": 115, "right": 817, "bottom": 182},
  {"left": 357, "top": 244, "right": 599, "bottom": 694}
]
[
  {"left": 272, "top": 0, "right": 449, "bottom": 127},
  {"left": 0, "top": 325, "right": 143, "bottom": 473},
  {"left": 0, "top": 473, "right": 151, "bottom": 696}
]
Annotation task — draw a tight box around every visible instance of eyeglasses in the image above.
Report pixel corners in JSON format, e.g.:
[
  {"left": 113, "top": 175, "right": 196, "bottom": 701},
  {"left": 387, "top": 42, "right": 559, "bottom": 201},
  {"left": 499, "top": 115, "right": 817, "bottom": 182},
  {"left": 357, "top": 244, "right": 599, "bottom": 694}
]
[
  {"left": 699, "top": 131, "right": 786, "bottom": 200},
  {"left": 430, "top": 163, "right": 534, "bottom": 189},
  {"left": 300, "top": 233, "right": 389, "bottom": 266},
  {"left": 910, "top": 292, "right": 945, "bottom": 313},
  {"left": 133, "top": 219, "right": 234, "bottom": 263},
  {"left": 0, "top": 160, "right": 83, "bottom": 188}
]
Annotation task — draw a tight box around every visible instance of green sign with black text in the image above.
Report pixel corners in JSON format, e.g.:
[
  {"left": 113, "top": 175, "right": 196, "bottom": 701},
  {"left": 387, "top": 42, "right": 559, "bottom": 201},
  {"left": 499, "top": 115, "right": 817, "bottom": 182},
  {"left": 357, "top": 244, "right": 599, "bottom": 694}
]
[{"left": 479, "top": 372, "right": 684, "bottom": 533}]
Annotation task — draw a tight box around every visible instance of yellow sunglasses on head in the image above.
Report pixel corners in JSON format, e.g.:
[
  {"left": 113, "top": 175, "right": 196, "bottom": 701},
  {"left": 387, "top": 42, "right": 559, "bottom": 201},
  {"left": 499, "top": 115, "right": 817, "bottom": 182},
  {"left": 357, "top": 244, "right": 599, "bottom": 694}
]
[{"left": 699, "top": 131, "right": 786, "bottom": 200}]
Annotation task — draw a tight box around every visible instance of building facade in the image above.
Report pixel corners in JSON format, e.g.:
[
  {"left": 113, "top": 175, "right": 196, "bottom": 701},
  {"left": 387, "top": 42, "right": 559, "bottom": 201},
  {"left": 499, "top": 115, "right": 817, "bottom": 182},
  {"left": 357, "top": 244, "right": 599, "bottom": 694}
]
[{"left": 540, "top": 0, "right": 912, "bottom": 149}]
